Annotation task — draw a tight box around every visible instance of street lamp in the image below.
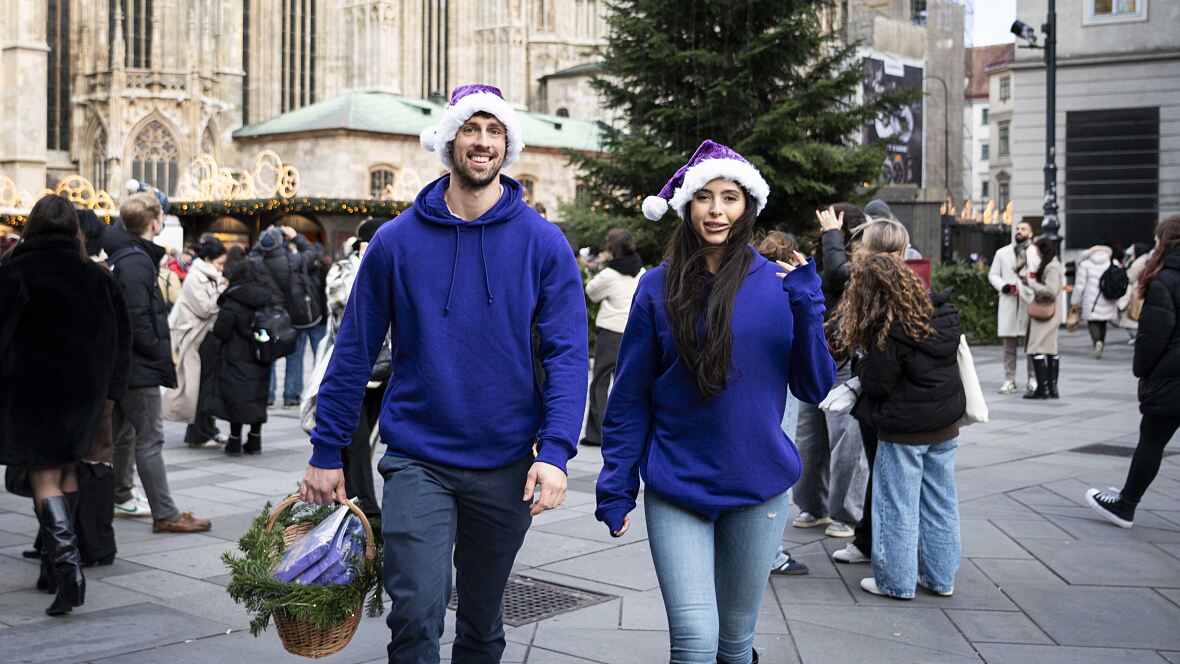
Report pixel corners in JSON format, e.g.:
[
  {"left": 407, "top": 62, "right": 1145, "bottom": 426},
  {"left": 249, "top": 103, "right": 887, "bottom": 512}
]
[{"left": 1012, "top": 1, "right": 1059, "bottom": 251}]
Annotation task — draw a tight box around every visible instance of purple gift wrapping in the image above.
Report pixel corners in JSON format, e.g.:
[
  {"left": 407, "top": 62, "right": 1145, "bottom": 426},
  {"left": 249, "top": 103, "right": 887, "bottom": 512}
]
[
  {"left": 297, "top": 515, "right": 365, "bottom": 586},
  {"left": 272, "top": 505, "right": 351, "bottom": 583}
]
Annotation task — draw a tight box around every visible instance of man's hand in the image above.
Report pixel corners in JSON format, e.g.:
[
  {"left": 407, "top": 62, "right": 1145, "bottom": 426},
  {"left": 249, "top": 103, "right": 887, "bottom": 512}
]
[
  {"left": 300, "top": 466, "right": 347, "bottom": 506},
  {"left": 816, "top": 206, "right": 844, "bottom": 233},
  {"left": 523, "top": 461, "right": 567, "bottom": 517},
  {"left": 281, "top": 225, "right": 297, "bottom": 240}
]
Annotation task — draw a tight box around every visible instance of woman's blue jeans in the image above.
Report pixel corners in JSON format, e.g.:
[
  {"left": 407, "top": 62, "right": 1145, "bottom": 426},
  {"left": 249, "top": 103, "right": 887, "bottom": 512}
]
[
  {"left": 871, "top": 438, "right": 961, "bottom": 599},
  {"left": 645, "top": 489, "right": 789, "bottom": 664}
]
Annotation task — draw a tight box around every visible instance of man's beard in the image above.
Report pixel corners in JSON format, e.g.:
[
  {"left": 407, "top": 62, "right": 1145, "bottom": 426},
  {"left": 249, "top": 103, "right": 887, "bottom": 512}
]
[{"left": 452, "top": 149, "right": 504, "bottom": 189}]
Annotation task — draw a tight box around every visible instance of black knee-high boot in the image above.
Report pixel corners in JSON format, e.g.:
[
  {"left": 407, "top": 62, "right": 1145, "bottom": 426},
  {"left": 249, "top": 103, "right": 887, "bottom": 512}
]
[
  {"left": 1046, "top": 355, "right": 1060, "bottom": 399},
  {"left": 1023, "top": 356, "right": 1049, "bottom": 400},
  {"left": 39, "top": 496, "right": 85, "bottom": 616}
]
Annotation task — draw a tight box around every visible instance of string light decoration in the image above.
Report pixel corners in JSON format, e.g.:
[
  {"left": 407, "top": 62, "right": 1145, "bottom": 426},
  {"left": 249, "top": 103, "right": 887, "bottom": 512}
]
[
  {"left": 174, "top": 150, "right": 301, "bottom": 201},
  {"left": 0, "top": 174, "right": 116, "bottom": 226},
  {"left": 169, "top": 197, "right": 410, "bottom": 219}
]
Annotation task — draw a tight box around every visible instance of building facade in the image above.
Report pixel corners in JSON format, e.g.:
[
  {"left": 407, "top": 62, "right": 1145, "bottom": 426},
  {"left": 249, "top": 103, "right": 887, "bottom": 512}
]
[
  {"left": 966, "top": 44, "right": 1014, "bottom": 215},
  {"left": 1007, "top": 0, "right": 1179, "bottom": 252},
  {"left": 0, "top": 0, "right": 610, "bottom": 220}
]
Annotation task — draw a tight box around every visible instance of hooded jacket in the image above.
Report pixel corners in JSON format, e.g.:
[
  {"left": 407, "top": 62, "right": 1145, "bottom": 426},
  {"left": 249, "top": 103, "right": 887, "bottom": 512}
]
[
  {"left": 1134, "top": 246, "right": 1180, "bottom": 416},
  {"left": 102, "top": 226, "right": 177, "bottom": 389},
  {"left": 853, "top": 292, "right": 965, "bottom": 444},
  {"left": 208, "top": 275, "right": 277, "bottom": 426},
  {"left": 1072, "top": 245, "right": 1120, "bottom": 323},
  {"left": 594, "top": 254, "right": 837, "bottom": 533},
  {"left": 309, "top": 174, "right": 589, "bottom": 472}
]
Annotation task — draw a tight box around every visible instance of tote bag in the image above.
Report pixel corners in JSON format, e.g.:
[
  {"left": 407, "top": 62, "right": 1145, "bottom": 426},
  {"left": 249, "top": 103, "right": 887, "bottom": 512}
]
[{"left": 957, "top": 335, "right": 988, "bottom": 425}]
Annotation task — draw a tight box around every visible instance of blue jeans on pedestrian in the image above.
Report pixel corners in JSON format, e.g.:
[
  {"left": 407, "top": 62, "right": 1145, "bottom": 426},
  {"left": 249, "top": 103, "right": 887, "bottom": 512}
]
[
  {"left": 377, "top": 453, "right": 533, "bottom": 664},
  {"left": 646, "top": 489, "right": 789, "bottom": 664},
  {"left": 871, "top": 438, "right": 960, "bottom": 599},
  {"left": 270, "top": 322, "right": 326, "bottom": 403}
]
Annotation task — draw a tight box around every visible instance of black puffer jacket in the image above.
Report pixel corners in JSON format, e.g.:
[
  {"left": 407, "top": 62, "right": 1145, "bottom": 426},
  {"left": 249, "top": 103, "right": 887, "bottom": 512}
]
[
  {"left": 853, "top": 292, "right": 966, "bottom": 444},
  {"left": 1135, "top": 247, "right": 1180, "bottom": 416},
  {"left": 0, "top": 234, "right": 132, "bottom": 466},
  {"left": 820, "top": 229, "right": 851, "bottom": 317},
  {"left": 102, "top": 226, "right": 177, "bottom": 388},
  {"left": 207, "top": 277, "right": 277, "bottom": 426},
  {"left": 251, "top": 234, "right": 321, "bottom": 307}
]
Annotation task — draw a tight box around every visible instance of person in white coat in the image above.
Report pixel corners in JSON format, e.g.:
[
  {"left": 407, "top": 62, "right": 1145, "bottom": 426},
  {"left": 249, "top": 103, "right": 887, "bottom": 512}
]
[
  {"left": 163, "top": 236, "right": 227, "bottom": 446},
  {"left": 580, "top": 228, "right": 644, "bottom": 447},
  {"left": 1071, "top": 245, "right": 1121, "bottom": 359},
  {"left": 989, "top": 222, "right": 1040, "bottom": 393}
]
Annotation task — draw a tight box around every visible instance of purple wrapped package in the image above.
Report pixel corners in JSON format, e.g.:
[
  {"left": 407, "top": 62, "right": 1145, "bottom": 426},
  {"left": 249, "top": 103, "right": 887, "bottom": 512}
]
[
  {"left": 296, "top": 515, "right": 365, "bottom": 586},
  {"left": 272, "top": 505, "right": 351, "bottom": 582}
]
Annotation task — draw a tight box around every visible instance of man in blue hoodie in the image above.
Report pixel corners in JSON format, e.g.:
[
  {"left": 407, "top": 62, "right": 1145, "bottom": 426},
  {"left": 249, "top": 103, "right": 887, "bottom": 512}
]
[{"left": 300, "top": 84, "right": 589, "bottom": 663}]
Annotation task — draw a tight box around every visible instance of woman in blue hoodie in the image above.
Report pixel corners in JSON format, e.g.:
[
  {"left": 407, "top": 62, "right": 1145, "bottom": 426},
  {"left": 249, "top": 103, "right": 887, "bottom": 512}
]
[{"left": 595, "top": 141, "right": 836, "bottom": 664}]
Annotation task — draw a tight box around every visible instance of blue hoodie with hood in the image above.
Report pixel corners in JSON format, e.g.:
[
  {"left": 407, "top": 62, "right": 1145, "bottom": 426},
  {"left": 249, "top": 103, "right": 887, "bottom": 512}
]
[{"left": 309, "top": 174, "right": 589, "bottom": 473}]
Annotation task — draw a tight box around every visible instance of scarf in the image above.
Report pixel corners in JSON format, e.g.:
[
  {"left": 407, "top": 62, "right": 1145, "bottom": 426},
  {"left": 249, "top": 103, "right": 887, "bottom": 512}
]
[{"left": 1013, "top": 237, "right": 1031, "bottom": 273}]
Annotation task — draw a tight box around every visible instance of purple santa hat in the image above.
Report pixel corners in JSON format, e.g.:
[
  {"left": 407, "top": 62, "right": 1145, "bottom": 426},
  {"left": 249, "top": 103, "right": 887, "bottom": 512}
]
[
  {"left": 420, "top": 84, "right": 525, "bottom": 168},
  {"left": 642, "top": 140, "right": 770, "bottom": 221}
]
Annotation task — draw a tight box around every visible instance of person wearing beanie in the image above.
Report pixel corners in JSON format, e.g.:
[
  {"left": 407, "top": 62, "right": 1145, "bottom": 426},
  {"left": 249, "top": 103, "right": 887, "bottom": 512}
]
[
  {"left": 300, "top": 84, "right": 587, "bottom": 663},
  {"left": 596, "top": 140, "right": 836, "bottom": 663}
]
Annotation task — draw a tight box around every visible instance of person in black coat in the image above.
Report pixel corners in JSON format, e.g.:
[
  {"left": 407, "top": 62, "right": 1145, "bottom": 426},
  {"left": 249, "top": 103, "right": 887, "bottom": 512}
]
[
  {"left": 0, "top": 195, "right": 132, "bottom": 616},
  {"left": 1088, "top": 215, "right": 1180, "bottom": 527},
  {"left": 208, "top": 252, "right": 279, "bottom": 456},
  {"left": 834, "top": 253, "right": 965, "bottom": 600}
]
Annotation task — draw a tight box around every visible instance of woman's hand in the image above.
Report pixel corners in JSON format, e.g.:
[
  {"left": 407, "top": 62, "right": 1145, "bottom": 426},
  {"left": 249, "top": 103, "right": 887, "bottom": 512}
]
[
  {"left": 611, "top": 515, "right": 631, "bottom": 538},
  {"left": 774, "top": 252, "right": 809, "bottom": 279},
  {"left": 816, "top": 207, "right": 844, "bottom": 233}
]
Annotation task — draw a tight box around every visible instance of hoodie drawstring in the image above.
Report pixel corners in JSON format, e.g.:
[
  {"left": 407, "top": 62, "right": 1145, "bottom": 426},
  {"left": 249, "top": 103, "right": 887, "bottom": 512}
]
[
  {"left": 480, "top": 226, "right": 493, "bottom": 305},
  {"left": 443, "top": 225, "right": 494, "bottom": 315},
  {"left": 444, "top": 226, "right": 460, "bottom": 316}
]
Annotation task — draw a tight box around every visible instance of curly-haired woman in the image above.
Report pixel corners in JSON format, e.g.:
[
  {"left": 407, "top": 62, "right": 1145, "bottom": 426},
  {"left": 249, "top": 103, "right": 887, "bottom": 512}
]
[{"left": 834, "top": 253, "right": 965, "bottom": 599}]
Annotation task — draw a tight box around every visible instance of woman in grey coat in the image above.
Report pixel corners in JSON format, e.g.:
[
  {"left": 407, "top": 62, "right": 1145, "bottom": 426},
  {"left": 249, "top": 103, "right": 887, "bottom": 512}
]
[{"left": 1023, "top": 236, "right": 1063, "bottom": 399}]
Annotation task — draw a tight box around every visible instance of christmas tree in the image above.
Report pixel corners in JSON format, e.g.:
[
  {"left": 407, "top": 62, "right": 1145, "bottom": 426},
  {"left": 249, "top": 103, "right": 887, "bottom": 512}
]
[{"left": 567, "top": 0, "right": 917, "bottom": 257}]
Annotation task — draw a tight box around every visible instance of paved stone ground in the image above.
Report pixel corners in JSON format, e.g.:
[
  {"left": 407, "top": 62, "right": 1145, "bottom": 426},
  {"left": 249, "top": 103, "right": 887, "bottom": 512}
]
[{"left": 2, "top": 329, "right": 1179, "bottom": 663}]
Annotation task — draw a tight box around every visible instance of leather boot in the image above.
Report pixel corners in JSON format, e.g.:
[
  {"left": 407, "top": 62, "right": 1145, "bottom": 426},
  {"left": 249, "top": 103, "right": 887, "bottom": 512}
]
[
  {"left": 1022, "top": 356, "right": 1049, "bottom": 400},
  {"left": 39, "top": 496, "right": 85, "bottom": 616},
  {"left": 244, "top": 431, "right": 261, "bottom": 455},
  {"left": 36, "top": 528, "right": 56, "bottom": 593},
  {"left": 224, "top": 434, "right": 242, "bottom": 457},
  {"left": 1047, "top": 355, "right": 1060, "bottom": 399}
]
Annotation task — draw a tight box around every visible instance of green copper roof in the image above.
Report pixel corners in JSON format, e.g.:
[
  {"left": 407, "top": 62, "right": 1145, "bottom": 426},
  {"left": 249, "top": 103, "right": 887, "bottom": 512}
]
[{"left": 233, "top": 91, "right": 603, "bottom": 152}]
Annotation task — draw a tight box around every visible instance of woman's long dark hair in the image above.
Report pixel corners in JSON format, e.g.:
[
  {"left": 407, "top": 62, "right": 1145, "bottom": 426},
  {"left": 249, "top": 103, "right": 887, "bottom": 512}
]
[
  {"left": 664, "top": 190, "right": 758, "bottom": 399},
  {"left": 22, "top": 195, "right": 85, "bottom": 259},
  {"left": 1034, "top": 235, "right": 1056, "bottom": 284},
  {"left": 1140, "top": 215, "right": 1180, "bottom": 295}
]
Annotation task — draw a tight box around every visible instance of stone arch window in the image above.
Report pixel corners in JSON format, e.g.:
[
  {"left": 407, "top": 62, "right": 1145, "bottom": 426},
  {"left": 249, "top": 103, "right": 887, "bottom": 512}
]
[
  {"left": 370, "top": 165, "right": 399, "bottom": 198},
  {"left": 131, "top": 120, "right": 180, "bottom": 195},
  {"left": 91, "top": 126, "right": 109, "bottom": 191},
  {"left": 201, "top": 125, "right": 219, "bottom": 160},
  {"left": 517, "top": 175, "right": 538, "bottom": 204}
]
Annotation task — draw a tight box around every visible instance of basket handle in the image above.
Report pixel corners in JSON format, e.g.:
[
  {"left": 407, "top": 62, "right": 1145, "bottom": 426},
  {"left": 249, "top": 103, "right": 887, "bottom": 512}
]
[{"left": 264, "top": 494, "right": 377, "bottom": 562}]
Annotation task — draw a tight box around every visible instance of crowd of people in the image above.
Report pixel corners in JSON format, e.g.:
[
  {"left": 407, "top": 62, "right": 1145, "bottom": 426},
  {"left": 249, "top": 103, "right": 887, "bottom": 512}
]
[{"left": 1, "top": 81, "right": 1178, "bottom": 664}]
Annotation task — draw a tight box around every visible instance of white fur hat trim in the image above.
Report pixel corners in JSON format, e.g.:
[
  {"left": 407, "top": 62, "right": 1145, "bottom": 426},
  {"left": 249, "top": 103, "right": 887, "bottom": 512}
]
[{"left": 421, "top": 92, "right": 525, "bottom": 169}]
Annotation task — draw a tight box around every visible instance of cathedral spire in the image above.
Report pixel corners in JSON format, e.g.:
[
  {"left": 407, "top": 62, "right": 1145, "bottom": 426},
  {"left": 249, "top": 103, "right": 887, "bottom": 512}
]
[{"left": 112, "top": 6, "right": 125, "bottom": 70}]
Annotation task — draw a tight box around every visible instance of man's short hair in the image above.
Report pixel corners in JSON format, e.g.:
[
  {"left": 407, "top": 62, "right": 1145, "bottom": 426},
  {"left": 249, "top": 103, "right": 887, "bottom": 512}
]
[{"left": 120, "top": 192, "right": 162, "bottom": 235}]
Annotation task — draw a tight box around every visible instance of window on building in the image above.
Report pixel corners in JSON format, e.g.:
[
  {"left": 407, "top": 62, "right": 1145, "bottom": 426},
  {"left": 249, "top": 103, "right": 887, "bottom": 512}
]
[
  {"left": 998, "top": 181, "right": 1010, "bottom": 209},
  {"left": 981, "top": 143, "right": 990, "bottom": 161},
  {"left": 998, "top": 124, "right": 1010, "bottom": 156},
  {"left": 47, "top": 0, "right": 70, "bottom": 151},
  {"left": 999, "top": 76, "right": 1011, "bottom": 102},
  {"left": 109, "top": 0, "right": 153, "bottom": 68},
  {"left": 981, "top": 108, "right": 988, "bottom": 125},
  {"left": 518, "top": 176, "right": 537, "bottom": 204},
  {"left": 910, "top": 0, "right": 927, "bottom": 25},
  {"left": 981, "top": 181, "right": 989, "bottom": 198},
  {"left": 1088, "top": 0, "right": 1145, "bottom": 22},
  {"left": 281, "top": 0, "right": 317, "bottom": 113},
  {"left": 131, "top": 120, "right": 179, "bottom": 195},
  {"left": 370, "top": 167, "right": 398, "bottom": 198}
]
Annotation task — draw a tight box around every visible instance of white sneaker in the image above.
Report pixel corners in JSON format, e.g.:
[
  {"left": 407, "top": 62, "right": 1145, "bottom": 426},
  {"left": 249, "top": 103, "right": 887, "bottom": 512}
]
[
  {"left": 1094, "top": 341, "right": 1105, "bottom": 359},
  {"left": 114, "top": 498, "right": 152, "bottom": 518},
  {"left": 859, "top": 577, "right": 909, "bottom": 600},
  {"left": 998, "top": 381, "right": 1017, "bottom": 395},
  {"left": 832, "top": 542, "right": 870, "bottom": 564},
  {"left": 918, "top": 578, "right": 954, "bottom": 597},
  {"left": 792, "top": 512, "right": 832, "bottom": 528},
  {"left": 824, "top": 520, "right": 855, "bottom": 538}
]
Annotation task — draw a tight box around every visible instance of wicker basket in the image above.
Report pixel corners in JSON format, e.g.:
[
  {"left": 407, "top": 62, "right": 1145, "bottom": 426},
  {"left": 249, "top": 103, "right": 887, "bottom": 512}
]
[{"left": 264, "top": 495, "right": 376, "bottom": 659}]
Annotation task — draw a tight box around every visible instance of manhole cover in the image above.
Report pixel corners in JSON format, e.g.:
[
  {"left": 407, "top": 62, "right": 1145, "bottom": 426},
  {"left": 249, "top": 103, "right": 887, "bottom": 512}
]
[
  {"left": 1071, "top": 443, "right": 1179, "bottom": 458},
  {"left": 447, "top": 575, "right": 615, "bottom": 626}
]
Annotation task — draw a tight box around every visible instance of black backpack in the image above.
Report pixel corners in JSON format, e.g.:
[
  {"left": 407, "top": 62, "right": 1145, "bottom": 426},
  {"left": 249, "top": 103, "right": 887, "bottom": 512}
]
[
  {"left": 249, "top": 304, "right": 298, "bottom": 363},
  {"left": 259, "top": 253, "right": 324, "bottom": 330},
  {"left": 1098, "top": 261, "right": 1129, "bottom": 301}
]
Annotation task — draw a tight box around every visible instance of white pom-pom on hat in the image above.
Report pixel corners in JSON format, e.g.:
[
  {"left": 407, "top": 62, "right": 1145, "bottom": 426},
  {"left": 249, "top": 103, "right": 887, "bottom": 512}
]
[
  {"left": 420, "top": 126, "right": 438, "bottom": 152},
  {"left": 642, "top": 196, "right": 670, "bottom": 221},
  {"left": 124, "top": 179, "right": 140, "bottom": 196}
]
